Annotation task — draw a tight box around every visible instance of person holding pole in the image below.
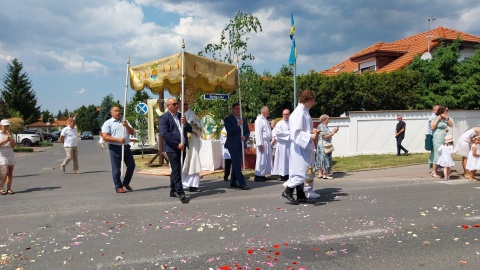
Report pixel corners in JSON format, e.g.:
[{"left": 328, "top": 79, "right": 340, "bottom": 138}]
[
  {"left": 224, "top": 103, "right": 251, "bottom": 190},
  {"left": 159, "top": 98, "right": 192, "bottom": 203},
  {"left": 101, "top": 106, "right": 136, "bottom": 193}
]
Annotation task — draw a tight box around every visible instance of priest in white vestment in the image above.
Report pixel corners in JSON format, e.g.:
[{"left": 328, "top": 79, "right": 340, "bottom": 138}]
[
  {"left": 272, "top": 109, "right": 291, "bottom": 181},
  {"left": 254, "top": 106, "right": 273, "bottom": 181},
  {"left": 181, "top": 103, "right": 203, "bottom": 192},
  {"left": 282, "top": 90, "right": 319, "bottom": 204}
]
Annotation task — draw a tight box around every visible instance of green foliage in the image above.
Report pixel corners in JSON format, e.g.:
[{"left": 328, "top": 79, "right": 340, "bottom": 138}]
[
  {"left": 41, "top": 110, "right": 54, "bottom": 123},
  {"left": 75, "top": 104, "right": 100, "bottom": 134},
  {"left": 127, "top": 91, "right": 151, "bottom": 117},
  {"left": 1, "top": 58, "right": 41, "bottom": 124},
  {"left": 13, "top": 147, "right": 33, "bottom": 153},
  {"left": 96, "top": 94, "right": 117, "bottom": 128},
  {"left": 39, "top": 141, "right": 53, "bottom": 147},
  {"left": 202, "top": 11, "right": 262, "bottom": 65}
]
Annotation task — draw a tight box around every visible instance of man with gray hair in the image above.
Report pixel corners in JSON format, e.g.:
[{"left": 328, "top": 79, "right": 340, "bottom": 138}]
[
  {"left": 254, "top": 106, "right": 273, "bottom": 181},
  {"left": 395, "top": 114, "right": 408, "bottom": 156}
]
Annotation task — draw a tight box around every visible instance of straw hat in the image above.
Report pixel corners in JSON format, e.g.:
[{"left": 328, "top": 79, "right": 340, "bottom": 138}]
[
  {"left": 0, "top": 119, "right": 10, "bottom": 126},
  {"left": 444, "top": 135, "right": 454, "bottom": 143}
]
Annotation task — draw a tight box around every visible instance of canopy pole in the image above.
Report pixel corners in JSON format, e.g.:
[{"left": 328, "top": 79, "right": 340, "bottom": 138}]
[
  {"left": 180, "top": 40, "right": 185, "bottom": 176},
  {"left": 236, "top": 57, "right": 246, "bottom": 174},
  {"left": 121, "top": 57, "right": 130, "bottom": 177}
]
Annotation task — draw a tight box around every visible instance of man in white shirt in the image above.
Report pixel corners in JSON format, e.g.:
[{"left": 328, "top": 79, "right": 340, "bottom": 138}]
[
  {"left": 272, "top": 109, "right": 291, "bottom": 181},
  {"left": 60, "top": 118, "right": 79, "bottom": 174},
  {"left": 254, "top": 106, "right": 273, "bottom": 182}
]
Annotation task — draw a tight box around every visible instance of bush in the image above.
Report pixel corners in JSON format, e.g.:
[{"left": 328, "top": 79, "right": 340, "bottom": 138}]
[
  {"left": 13, "top": 147, "right": 34, "bottom": 153},
  {"left": 39, "top": 141, "right": 53, "bottom": 147}
]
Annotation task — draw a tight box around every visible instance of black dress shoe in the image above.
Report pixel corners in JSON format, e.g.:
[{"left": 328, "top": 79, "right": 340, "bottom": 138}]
[
  {"left": 239, "top": 185, "right": 250, "bottom": 190},
  {"left": 124, "top": 185, "right": 133, "bottom": 192},
  {"left": 282, "top": 191, "right": 299, "bottom": 205},
  {"left": 179, "top": 194, "right": 189, "bottom": 203},
  {"left": 189, "top": 187, "right": 202, "bottom": 192},
  {"left": 170, "top": 191, "right": 179, "bottom": 197},
  {"left": 254, "top": 176, "right": 266, "bottom": 182}
]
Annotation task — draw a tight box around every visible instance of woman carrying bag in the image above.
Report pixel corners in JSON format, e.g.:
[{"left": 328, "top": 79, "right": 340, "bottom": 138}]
[{"left": 315, "top": 114, "right": 339, "bottom": 180}]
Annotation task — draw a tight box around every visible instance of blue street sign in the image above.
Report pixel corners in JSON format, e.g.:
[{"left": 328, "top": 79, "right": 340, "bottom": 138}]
[
  {"left": 135, "top": 102, "right": 148, "bottom": 114},
  {"left": 203, "top": 94, "right": 230, "bottom": 100}
]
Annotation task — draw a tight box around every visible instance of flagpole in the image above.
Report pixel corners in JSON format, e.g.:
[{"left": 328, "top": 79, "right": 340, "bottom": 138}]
[
  {"left": 236, "top": 56, "right": 246, "bottom": 174},
  {"left": 121, "top": 57, "right": 130, "bottom": 177},
  {"left": 289, "top": 12, "right": 297, "bottom": 108},
  {"left": 180, "top": 40, "right": 185, "bottom": 176},
  {"left": 293, "top": 61, "right": 297, "bottom": 107}
]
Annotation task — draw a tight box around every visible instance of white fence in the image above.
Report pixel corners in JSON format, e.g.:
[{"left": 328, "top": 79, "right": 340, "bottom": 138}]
[{"left": 325, "top": 110, "right": 480, "bottom": 157}]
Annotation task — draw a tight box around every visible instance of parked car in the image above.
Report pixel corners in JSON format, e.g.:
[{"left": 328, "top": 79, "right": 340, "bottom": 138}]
[
  {"left": 13, "top": 130, "right": 42, "bottom": 146},
  {"left": 42, "top": 133, "right": 59, "bottom": 142},
  {"left": 51, "top": 130, "right": 61, "bottom": 137},
  {"left": 80, "top": 131, "right": 94, "bottom": 140}
]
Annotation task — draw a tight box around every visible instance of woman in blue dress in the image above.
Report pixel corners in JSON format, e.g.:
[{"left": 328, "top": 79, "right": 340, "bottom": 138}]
[
  {"left": 429, "top": 106, "right": 453, "bottom": 178},
  {"left": 315, "top": 114, "right": 339, "bottom": 179}
]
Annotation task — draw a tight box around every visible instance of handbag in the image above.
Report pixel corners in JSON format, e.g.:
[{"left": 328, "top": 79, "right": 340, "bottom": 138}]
[
  {"left": 424, "top": 134, "right": 433, "bottom": 151},
  {"left": 322, "top": 142, "right": 335, "bottom": 154}
]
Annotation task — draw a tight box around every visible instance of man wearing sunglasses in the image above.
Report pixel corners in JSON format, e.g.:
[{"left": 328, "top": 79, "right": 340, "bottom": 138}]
[{"left": 159, "top": 98, "right": 193, "bottom": 203}]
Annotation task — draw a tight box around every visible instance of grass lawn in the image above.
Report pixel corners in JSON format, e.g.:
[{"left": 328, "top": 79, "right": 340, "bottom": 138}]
[{"left": 134, "top": 152, "right": 463, "bottom": 176}]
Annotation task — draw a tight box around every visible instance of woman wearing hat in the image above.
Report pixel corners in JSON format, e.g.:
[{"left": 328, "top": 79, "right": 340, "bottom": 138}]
[{"left": 0, "top": 119, "right": 16, "bottom": 195}]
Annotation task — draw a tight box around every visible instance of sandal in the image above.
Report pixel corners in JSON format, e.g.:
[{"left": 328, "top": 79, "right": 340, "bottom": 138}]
[
  {"left": 430, "top": 173, "right": 440, "bottom": 178},
  {"left": 0, "top": 190, "right": 6, "bottom": 195},
  {"left": 7, "top": 189, "right": 14, "bottom": 194}
]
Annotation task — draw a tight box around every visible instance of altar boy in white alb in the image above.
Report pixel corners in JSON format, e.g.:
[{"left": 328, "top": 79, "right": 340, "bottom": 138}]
[
  {"left": 181, "top": 102, "right": 203, "bottom": 192},
  {"left": 254, "top": 106, "right": 273, "bottom": 182},
  {"left": 272, "top": 109, "right": 291, "bottom": 181},
  {"left": 282, "top": 90, "right": 318, "bottom": 205}
]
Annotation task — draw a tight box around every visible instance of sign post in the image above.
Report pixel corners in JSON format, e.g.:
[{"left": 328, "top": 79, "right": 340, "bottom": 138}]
[{"left": 135, "top": 102, "right": 148, "bottom": 115}]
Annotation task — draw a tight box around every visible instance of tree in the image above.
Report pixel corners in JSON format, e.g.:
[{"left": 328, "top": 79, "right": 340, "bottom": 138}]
[
  {"left": 198, "top": 11, "right": 263, "bottom": 133},
  {"left": 127, "top": 91, "right": 151, "bottom": 117},
  {"left": 1, "top": 59, "right": 41, "bottom": 124},
  {"left": 96, "top": 94, "right": 117, "bottom": 128},
  {"left": 202, "top": 11, "right": 262, "bottom": 65},
  {"left": 41, "top": 110, "right": 54, "bottom": 123},
  {"left": 8, "top": 117, "right": 24, "bottom": 146},
  {"left": 75, "top": 105, "right": 100, "bottom": 134}
]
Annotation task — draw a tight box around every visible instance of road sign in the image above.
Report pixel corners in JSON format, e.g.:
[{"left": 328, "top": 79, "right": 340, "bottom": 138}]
[
  {"left": 135, "top": 102, "right": 148, "bottom": 114},
  {"left": 203, "top": 94, "right": 230, "bottom": 100}
]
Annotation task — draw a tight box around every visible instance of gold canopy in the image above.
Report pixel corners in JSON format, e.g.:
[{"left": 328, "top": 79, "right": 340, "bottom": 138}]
[{"left": 129, "top": 52, "right": 238, "bottom": 103}]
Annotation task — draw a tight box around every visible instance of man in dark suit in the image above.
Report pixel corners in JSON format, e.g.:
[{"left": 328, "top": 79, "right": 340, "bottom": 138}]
[
  {"left": 159, "top": 98, "right": 193, "bottom": 202},
  {"left": 224, "top": 103, "right": 251, "bottom": 190}
]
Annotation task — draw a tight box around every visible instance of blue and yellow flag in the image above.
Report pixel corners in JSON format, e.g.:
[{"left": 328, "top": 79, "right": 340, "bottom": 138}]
[{"left": 288, "top": 13, "right": 296, "bottom": 65}]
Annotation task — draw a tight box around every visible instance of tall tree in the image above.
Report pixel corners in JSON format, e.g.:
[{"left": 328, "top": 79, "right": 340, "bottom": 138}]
[
  {"left": 1, "top": 58, "right": 41, "bottom": 124},
  {"left": 96, "top": 94, "right": 117, "bottom": 128},
  {"left": 41, "top": 110, "right": 54, "bottom": 123},
  {"left": 198, "top": 11, "right": 263, "bottom": 133},
  {"left": 75, "top": 105, "right": 100, "bottom": 134}
]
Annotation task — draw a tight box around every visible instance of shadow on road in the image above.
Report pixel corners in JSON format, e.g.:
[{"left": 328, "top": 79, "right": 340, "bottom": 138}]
[
  {"left": 14, "top": 174, "right": 41, "bottom": 178},
  {"left": 15, "top": 186, "right": 61, "bottom": 194}
]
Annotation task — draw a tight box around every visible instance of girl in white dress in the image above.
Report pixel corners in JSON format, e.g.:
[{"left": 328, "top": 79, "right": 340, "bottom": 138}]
[
  {"left": 0, "top": 119, "right": 17, "bottom": 195},
  {"left": 466, "top": 135, "right": 480, "bottom": 182},
  {"left": 436, "top": 135, "right": 456, "bottom": 180}
]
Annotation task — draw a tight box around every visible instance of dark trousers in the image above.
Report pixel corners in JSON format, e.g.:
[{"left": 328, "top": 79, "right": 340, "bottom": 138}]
[
  {"left": 396, "top": 137, "right": 407, "bottom": 155},
  {"left": 108, "top": 144, "right": 136, "bottom": 190},
  {"left": 228, "top": 148, "right": 246, "bottom": 186},
  {"left": 167, "top": 151, "right": 185, "bottom": 195},
  {"left": 223, "top": 159, "right": 236, "bottom": 181}
]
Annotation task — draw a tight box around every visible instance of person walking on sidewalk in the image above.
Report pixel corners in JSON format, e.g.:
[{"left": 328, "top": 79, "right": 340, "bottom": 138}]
[
  {"left": 395, "top": 115, "right": 408, "bottom": 156},
  {"left": 60, "top": 118, "right": 79, "bottom": 174}
]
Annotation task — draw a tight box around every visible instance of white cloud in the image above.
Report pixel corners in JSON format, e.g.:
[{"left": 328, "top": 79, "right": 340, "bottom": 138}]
[{"left": 76, "top": 88, "right": 86, "bottom": 94}]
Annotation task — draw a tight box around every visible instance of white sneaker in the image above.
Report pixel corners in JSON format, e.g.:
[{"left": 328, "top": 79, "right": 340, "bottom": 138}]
[{"left": 305, "top": 190, "right": 321, "bottom": 199}]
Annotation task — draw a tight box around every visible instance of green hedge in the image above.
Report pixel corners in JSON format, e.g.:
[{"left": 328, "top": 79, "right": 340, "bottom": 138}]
[{"left": 13, "top": 147, "right": 34, "bottom": 153}]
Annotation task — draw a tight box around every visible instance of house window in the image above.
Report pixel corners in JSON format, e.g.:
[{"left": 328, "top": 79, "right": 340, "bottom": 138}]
[{"left": 359, "top": 59, "right": 376, "bottom": 73}]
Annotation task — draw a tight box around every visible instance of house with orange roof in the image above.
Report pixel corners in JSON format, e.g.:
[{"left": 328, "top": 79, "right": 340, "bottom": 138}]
[{"left": 322, "top": 27, "right": 480, "bottom": 76}]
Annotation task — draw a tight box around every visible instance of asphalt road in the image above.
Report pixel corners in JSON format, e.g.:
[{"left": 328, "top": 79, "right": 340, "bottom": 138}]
[{"left": 1, "top": 140, "right": 480, "bottom": 270}]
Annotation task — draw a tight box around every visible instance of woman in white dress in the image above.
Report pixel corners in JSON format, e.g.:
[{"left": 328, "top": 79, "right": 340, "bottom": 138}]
[
  {"left": 0, "top": 119, "right": 17, "bottom": 195},
  {"left": 455, "top": 127, "right": 480, "bottom": 178}
]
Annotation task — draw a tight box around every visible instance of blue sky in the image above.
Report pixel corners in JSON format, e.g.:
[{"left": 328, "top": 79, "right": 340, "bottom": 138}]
[{"left": 1, "top": 0, "right": 480, "bottom": 115}]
